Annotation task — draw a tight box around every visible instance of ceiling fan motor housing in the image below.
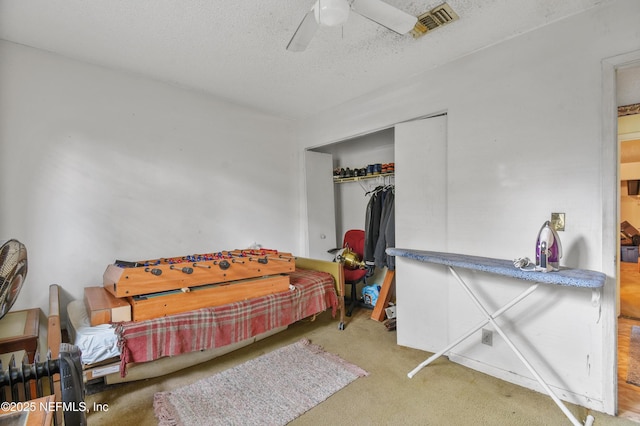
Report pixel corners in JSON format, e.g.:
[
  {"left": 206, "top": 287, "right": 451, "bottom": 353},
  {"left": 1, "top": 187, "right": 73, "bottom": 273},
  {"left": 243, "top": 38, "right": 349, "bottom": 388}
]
[{"left": 314, "top": 0, "right": 350, "bottom": 26}]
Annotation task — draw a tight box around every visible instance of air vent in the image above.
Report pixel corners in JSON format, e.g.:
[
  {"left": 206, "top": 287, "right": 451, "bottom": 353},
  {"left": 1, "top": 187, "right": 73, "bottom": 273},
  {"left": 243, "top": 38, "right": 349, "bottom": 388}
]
[{"left": 411, "top": 2, "right": 459, "bottom": 38}]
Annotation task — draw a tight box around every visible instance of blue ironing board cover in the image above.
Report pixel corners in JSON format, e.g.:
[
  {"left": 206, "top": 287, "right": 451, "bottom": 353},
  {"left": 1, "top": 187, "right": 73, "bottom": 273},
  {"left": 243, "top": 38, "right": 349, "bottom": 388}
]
[{"left": 386, "top": 248, "right": 605, "bottom": 288}]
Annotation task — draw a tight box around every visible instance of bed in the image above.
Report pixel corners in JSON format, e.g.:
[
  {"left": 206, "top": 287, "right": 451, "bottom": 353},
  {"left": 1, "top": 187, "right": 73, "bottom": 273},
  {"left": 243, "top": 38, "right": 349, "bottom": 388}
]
[{"left": 50, "top": 257, "right": 344, "bottom": 385}]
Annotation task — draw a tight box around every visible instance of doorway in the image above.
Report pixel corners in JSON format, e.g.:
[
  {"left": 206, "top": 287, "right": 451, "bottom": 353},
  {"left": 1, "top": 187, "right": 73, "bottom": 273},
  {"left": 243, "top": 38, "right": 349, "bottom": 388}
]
[
  {"left": 618, "top": 103, "right": 640, "bottom": 420},
  {"left": 616, "top": 62, "right": 640, "bottom": 421},
  {"left": 305, "top": 128, "right": 395, "bottom": 261}
]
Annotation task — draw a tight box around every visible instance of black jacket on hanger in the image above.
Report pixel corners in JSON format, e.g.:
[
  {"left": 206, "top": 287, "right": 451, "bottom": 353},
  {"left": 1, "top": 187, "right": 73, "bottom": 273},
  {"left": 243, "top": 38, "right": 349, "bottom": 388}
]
[
  {"left": 374, "top": 190, "right": 395, "bottom": 270},
  {"left": 364, "top": 186, "right": 395, "bottom": 270},
  {"left": 364, "top": 189, "right": 383, "bottom": 266}
]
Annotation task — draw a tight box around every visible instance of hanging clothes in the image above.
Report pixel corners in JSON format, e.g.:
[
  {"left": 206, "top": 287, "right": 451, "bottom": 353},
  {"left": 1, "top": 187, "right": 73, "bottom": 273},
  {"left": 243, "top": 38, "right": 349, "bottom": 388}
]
[
  {"left": 364, "top": 187, "right": 383, "bottom": 268},
  {"left": 364, "top": 185, "right": 395, "bottom": 271},
  {"left": 374, "top": 189, "right": 395, "bottom": 270}
]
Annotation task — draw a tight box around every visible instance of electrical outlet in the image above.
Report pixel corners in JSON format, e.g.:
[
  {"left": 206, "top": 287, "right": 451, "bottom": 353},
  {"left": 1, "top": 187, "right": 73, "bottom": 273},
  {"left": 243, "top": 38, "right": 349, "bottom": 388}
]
[{"left": 481, "top": 329, "right": 493, "bottom": 346}]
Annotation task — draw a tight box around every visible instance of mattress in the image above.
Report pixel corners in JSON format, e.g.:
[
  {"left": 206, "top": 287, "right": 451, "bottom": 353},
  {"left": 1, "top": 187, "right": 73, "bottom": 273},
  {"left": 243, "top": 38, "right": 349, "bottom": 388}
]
[{"left": 67, "top": 299, "right": 121, "bottom": 365}]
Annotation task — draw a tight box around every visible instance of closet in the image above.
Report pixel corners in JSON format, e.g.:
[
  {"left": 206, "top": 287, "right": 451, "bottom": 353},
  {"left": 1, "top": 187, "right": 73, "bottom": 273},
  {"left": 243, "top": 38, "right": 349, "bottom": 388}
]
[
  {"left": 305, "top": 127, "right": 395, "bottom": 261},
  {"left": 304, "top": 114, "right": 448, "bottom": 351}
]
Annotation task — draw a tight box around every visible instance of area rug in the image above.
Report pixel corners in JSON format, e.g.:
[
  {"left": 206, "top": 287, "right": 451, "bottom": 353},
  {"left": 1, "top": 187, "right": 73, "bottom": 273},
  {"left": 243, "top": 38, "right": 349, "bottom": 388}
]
[
  {"left": 154, "top": 339, "right": 368, "bottom": 425},
  {"left": 627, "top": 326, "right": 640, "bottom": 386}
]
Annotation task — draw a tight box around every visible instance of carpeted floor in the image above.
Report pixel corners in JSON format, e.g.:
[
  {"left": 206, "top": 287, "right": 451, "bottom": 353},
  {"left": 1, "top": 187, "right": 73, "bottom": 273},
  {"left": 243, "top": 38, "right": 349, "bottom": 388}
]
[
  {"left": 628, "top": 326, "right": 640, "bottom": 387},
  {"left": 86, "top": 308, "right": 638, "bottom": 425}
]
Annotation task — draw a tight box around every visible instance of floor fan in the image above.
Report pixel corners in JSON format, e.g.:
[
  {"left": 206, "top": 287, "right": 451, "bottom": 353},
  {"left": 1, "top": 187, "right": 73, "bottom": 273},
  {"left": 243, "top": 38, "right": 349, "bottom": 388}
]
[
  {"left": 0, "top": 239, "right": 86, "bottom": 426},
  {"left": 0, "top": 239, "right": 28, "bottom": 319}
]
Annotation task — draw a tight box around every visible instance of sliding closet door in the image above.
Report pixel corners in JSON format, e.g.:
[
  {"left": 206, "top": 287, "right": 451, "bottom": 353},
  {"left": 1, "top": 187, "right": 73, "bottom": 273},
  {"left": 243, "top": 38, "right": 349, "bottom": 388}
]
[
  {"left": 304, "top": 150, "right": 337, "bottom": 261},
  {"left": 394, "top": 115, "right": 448, "bottom": 352}
]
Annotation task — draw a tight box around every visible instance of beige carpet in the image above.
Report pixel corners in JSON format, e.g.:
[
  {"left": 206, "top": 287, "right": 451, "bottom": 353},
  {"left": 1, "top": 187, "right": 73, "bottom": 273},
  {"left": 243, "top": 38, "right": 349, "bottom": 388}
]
[
  {"left": 86, "top": 308, "right": 638, "bottom": 425},
  {"left": 154, "top": 339, "right": 367, "bottom": 425},
  {"left": 628, "top": 326, "right": 640, "bottom": 387}
]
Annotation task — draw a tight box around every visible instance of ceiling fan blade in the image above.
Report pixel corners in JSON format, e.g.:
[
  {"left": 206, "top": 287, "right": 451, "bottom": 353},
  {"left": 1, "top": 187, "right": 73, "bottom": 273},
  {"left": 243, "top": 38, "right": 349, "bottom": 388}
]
[
  {"left": 351, "top": 0, "right": 417, "bottom": 34},
  {"left": 286, "top": 9, "right": 319, "bottom": 52}
]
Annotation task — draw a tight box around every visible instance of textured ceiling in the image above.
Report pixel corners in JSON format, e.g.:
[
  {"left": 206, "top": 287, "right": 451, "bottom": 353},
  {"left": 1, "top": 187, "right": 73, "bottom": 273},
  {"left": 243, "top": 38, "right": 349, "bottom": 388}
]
[{"left": 0, "top": 0, "right": 609, "bottom": 119}]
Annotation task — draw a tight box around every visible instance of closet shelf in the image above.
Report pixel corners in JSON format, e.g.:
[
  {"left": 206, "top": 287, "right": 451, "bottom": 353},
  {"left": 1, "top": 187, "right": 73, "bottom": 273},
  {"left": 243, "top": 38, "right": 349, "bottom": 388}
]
[{"left": 333, "top": 173, "right": 394, "bottom": 184}]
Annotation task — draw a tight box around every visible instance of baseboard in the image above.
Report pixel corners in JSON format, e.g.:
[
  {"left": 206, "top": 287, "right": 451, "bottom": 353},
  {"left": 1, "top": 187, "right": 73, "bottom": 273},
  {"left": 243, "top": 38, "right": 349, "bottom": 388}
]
[{"left": 448, "top": 353, "right": 605, "bottom": 413}]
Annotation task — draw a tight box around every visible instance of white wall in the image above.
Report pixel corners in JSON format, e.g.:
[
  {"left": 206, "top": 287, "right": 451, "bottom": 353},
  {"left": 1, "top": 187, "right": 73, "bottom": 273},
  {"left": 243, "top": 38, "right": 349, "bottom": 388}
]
[
  {"left": 618, "top": 66, "right": 640, "bottom": 106},
  {"left": 296, "top": 0, "right": 640, "bottom": 414},
  {"left": 0, "top": 41, "right": 298, "bottom": 320}
]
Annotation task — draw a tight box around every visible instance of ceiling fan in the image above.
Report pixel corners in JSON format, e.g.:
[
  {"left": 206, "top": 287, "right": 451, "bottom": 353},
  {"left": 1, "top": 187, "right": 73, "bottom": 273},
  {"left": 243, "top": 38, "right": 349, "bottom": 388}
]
[{"left": 286, "top": 0, "right": 417, "bottom": 52}]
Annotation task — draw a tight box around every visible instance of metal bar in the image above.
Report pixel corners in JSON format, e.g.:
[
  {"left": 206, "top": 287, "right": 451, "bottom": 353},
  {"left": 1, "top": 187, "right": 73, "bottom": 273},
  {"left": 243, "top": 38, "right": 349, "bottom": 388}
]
[
  {"left": 408, "top": 281, "right": 539, "bottom": 378},
  {"left": 447, "top": 266, "right": 588, "bottom": 426}
]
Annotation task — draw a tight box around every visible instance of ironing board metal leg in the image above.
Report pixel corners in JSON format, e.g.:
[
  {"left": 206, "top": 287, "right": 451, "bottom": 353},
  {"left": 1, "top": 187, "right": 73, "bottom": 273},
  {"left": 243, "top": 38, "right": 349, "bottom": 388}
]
[
  {"left": 407, "top": 282, "right": 539, "bottom": 379},
  {"left": 447, "top": 266, "right": 586, "bottom": 426}
]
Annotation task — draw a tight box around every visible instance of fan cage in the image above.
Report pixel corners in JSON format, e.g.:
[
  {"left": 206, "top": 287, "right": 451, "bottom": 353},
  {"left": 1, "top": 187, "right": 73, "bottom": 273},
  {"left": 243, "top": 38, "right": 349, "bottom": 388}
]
[{"left": 0, "top": 239, "right": 28, "bottom": 319}]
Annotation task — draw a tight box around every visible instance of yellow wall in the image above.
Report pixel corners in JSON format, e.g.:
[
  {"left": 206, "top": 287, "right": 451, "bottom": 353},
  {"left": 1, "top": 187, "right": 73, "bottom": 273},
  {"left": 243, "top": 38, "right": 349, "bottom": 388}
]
[{"left": 620, "top": 113, "right": 640, "bottom": 139}]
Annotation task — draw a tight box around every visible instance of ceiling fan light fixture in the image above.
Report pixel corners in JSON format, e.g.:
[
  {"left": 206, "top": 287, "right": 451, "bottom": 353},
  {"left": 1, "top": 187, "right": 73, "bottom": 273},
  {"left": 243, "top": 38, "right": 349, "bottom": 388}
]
[{"left": 314, "top": 0, "right": 350, "bottom": 27}]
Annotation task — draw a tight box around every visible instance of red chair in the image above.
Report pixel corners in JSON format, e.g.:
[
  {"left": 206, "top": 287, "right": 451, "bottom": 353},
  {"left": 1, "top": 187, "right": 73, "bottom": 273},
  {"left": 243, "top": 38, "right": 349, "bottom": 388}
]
[{"left": 342, "top": 229, "right": 367, "bottom": 317}]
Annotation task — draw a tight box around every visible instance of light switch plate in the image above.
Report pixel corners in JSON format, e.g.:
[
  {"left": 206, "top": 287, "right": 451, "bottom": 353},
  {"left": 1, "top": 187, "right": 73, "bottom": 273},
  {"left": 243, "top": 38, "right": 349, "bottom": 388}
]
[{"left": 551, "top": 213, "right": 565, "bottom": 231}]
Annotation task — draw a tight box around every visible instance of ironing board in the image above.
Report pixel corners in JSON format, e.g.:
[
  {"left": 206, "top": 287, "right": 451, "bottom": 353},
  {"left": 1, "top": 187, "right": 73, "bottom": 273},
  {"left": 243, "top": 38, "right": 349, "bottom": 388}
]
[{"left": 386, "top": 248, "right": 606, "bottom": 426}]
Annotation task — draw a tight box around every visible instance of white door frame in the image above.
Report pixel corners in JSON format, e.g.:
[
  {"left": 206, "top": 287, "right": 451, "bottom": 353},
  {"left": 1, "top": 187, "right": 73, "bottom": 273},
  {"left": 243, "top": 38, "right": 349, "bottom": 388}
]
[{"left": 602, "top": 50, "right": 640, "bottom": 415}]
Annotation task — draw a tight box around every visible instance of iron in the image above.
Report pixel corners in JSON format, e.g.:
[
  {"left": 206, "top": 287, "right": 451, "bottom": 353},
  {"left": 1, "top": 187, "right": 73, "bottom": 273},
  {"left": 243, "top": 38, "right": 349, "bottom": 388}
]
[{"left": 535, "top": 220, "right": 562, "bottom": 272}]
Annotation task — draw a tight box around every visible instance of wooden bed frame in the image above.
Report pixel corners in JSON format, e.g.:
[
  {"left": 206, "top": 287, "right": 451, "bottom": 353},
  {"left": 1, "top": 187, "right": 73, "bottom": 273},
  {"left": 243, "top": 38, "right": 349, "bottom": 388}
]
[{"left": 46, "top": 257, "right": 344, "bottom": 385}]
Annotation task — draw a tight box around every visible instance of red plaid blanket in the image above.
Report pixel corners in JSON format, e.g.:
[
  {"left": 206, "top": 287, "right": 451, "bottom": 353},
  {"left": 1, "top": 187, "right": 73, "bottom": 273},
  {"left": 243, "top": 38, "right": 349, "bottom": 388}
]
[{"left": 115, "top": 268, "right": 338, "bottom": 376}]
